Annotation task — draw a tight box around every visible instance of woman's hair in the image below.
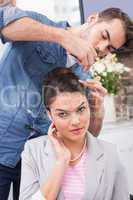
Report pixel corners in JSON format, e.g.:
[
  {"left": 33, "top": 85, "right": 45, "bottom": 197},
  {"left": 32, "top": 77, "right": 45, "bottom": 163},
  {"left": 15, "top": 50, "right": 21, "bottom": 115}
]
[{"left": 42, "top": 67, "right": 88, "bottom": 109}]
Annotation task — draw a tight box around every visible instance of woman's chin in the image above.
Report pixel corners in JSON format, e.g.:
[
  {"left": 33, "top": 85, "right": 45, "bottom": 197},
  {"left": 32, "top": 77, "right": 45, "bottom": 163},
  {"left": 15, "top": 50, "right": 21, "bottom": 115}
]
[{"left": 66, "top": 129, "right": 87, "bottom": 141}]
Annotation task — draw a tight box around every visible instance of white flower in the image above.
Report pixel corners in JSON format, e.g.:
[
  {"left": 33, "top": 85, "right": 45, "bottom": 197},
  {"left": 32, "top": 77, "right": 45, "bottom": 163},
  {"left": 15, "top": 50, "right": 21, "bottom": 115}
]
[
  {"left": 92, "top": 62, "right": 106, "bottom": 73},
  {"left": 91, "top": 53, "right": 130, "bottom": 75},
  {"left": 123, "top": 66, "right": 131, "bottom": 72},
  {"left": 90, "top": 53, "right": 130, "bottom": 94},
  {"left": 106, "top": 64, "right": 115, "bottom": 72},
  {"left": 102, "top": 72, "right": 107, "bottom": 76},
  {"left": 113, "top": 63, "right": 130, "bottom": 74}
]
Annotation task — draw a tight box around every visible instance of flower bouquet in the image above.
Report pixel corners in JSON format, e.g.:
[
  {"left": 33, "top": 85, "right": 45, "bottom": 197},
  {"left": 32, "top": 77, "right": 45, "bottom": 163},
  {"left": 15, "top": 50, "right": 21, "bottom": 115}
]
[{"left": 90, "top": 53, "right": 130, "bottom": 95}]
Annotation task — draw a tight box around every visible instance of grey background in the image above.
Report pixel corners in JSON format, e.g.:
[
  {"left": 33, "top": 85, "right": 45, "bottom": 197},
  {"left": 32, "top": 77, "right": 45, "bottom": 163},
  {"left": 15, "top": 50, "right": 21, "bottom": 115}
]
[{"left": 81, "top": 0, "right": 133, "bottom": 21}]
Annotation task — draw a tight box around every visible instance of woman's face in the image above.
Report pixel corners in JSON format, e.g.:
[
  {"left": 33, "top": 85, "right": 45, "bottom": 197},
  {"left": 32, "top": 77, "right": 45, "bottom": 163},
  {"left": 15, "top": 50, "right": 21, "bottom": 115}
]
[{"left": 48, "top": 92, "right": 90, "bottom": 143}]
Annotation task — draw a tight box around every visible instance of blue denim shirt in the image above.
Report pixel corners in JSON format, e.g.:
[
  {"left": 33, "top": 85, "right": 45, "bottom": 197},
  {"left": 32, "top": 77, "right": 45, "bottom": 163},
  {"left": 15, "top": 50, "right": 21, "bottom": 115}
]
[{"left": 0, "top": 4, "right": 92, "bottom": 167}]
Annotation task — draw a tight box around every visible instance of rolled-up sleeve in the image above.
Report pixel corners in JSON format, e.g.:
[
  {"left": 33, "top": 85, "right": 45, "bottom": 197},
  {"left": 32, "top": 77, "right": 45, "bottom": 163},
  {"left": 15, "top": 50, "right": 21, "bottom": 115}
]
[
  {"left": 0, "top": 4, "right": 28, "bottom": 28},
  {"left": 0, "top": 4, "right": 28, "bottom": 43}
]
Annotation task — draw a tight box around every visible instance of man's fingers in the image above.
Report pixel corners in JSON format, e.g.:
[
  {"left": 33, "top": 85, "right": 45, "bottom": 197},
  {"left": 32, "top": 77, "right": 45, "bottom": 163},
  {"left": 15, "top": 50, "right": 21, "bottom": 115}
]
[
  {"left": 80, "top": 79, "right": 102, "bottom": 85},
  {"left": 79, "top": 55, "right": 90, "bottom": 71},
  {"left": 83, "top": 48, "right": 98, "bottom": 70},
  {"left": 88, "top": 91, "right": 104, "bottom": 110},
  {"left": 79, "top": 80, "right": 107, "bottom": 96},
  {"left": 90, "top": 91, "right": 104, "bottom": 102},
  {"left": 76, "top": 45, "right": 98, "bottom": 70},
  {"left": 87, "top": 47, "right": 98, "bottom": 64}
]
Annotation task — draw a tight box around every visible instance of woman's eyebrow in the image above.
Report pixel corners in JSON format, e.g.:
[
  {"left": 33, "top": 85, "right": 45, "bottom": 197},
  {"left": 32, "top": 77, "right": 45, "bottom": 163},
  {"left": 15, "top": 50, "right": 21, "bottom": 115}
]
[{"left": 55, "top": 102, "right": 86, "bottom": 112}]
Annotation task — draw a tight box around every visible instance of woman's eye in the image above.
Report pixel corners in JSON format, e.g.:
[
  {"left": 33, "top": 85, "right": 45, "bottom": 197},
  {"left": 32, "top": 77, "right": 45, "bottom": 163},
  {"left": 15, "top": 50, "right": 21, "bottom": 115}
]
[
  {"left": 78, "top": 106, "right": 86, "bottom": 113},
  {"left": 58, "top": 112, "right": 68, "bottom": 118}
]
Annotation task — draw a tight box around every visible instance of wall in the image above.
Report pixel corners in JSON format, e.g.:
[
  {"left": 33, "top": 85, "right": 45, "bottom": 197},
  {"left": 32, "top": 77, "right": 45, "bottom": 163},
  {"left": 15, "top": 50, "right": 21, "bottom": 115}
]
[
  {"left": 81, "top": 0, "right": 133, "bottom": 21},
  {"left": 115, "top": 53, "right": 133, "bottom": 120}
]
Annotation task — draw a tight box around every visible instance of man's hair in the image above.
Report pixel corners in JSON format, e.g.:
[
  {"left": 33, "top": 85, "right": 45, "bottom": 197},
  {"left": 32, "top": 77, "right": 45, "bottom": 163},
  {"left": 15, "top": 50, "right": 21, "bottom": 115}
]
[
  {"left": 99, "top": 7, "right": 133, "bottom": 52},
  {"left": 42, "top": 68, "right": 88, "bottom": 109}
]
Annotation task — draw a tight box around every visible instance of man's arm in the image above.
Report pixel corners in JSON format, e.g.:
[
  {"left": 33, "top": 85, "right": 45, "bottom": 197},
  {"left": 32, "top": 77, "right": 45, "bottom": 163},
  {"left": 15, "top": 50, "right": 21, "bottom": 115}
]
[
  {"left": 0, "top": 4, "right": 96, "bottom": 69},
  {"left": 0, "top": 0, "right": 15, "bottom": 6},
  {"left": 88, "top": 89, "right": 105, "bottom": 137},
  {"left": 2, "top": 17, "right": 66, "bottom": 43},
  {"left": 88, "top": 106, "right": 104, "bottom": 137},
  {"left": 79, "top": 79, "right": 106, "bottom": 137},
  {"left": 0, "top": 5, "right": 65, "bottom": 43}
]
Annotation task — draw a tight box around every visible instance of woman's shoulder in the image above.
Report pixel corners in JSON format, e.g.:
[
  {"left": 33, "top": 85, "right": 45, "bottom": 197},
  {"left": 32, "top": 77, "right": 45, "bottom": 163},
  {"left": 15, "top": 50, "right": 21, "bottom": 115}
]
[
  {"left": 89, "top": 133, "right": 116, "bottom": 149},
  {"left": 28, "top": 135, "right": 48, "bottom": 146},
  {"left": 22, "top": 135, "right": 49, "bottom": 158},
  {"left": 88, "top": 134, "right": 123, "bottom": 172},
  {"left": 89, "top": 133, "right": 119, "bottom": 162}
]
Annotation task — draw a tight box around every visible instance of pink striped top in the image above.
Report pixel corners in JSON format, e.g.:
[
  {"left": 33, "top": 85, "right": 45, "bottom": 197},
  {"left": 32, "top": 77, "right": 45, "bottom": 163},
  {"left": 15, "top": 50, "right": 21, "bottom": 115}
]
[{"left": 61, "top": 149, "right": 87, "bottom": 200}]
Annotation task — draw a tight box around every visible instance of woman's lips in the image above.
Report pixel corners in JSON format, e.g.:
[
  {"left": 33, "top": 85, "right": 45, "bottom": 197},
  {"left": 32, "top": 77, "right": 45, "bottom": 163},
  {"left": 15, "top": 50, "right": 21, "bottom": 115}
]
[{"left": 70, "top": 128, "right": 84, "bottom": 135}]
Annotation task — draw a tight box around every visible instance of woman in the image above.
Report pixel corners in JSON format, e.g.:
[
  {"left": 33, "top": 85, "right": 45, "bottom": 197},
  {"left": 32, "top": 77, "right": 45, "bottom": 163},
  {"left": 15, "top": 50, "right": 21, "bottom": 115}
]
[{"left": 19, "top": 68, "right": 129, "bottom": 200}]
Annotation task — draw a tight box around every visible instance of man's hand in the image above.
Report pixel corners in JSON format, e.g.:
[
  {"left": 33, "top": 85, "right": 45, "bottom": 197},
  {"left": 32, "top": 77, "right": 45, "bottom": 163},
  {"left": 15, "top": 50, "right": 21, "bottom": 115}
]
[
  {"left": 0, "top": 3, "right": 97, "bottom": 70},
  {"left": 61, "top": 31, "right": 98, "bottom": 70},
  {"left": 79, "top": 79, "right": 107, "bottom": 115},
  {"left": 79, "top": 79, "right": 107, "bottom": 136}
]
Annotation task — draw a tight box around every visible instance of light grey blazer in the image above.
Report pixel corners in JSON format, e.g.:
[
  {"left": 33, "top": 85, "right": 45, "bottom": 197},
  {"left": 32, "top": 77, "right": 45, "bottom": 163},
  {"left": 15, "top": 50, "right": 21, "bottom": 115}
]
[{"left": 19, "top": 133, "right": 129, "bottom": 200}]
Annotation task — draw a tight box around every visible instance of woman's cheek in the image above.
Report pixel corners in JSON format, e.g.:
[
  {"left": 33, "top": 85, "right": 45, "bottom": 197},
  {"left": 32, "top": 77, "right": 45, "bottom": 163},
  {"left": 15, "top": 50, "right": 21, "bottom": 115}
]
[
  {"left": 81, "top": 112, "right": 90, "bottom": 127},
  {"left": 55, "top": 119, "right": 69, "bottom": 133}
]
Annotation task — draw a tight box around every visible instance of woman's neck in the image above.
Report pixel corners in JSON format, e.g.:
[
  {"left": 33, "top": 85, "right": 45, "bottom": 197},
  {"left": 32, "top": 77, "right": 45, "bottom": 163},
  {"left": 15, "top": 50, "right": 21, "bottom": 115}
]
[{"left": 63, "top": 136, "right": 87, "bottom": 159}]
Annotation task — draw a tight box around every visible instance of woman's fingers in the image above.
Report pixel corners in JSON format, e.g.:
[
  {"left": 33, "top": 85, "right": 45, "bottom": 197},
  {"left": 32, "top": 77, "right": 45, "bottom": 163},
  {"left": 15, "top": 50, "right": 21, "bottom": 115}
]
[
  {"left": 48, "top": 123, "right": 67, "bottom": 152},
  {"left": 48, "top": 123, "right": 61, "bottom": 147},
  {"left": 48, "top": 123, "right": 71, "bottom": 162}
]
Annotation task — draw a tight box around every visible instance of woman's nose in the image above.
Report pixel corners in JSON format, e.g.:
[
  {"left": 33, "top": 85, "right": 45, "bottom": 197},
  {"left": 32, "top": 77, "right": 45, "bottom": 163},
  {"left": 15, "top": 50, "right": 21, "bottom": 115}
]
[{"left": 71, "top": 113, "right": 80, "bottom": 125}]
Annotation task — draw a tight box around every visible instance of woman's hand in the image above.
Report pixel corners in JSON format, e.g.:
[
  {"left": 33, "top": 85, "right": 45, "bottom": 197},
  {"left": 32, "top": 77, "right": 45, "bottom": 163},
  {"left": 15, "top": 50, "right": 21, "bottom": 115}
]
[
  {"left": 41, "top": 123, "right": 71, "bottom": 199},
  {"left": 48, "top": 123, "right": 71, "bottom": 165}
]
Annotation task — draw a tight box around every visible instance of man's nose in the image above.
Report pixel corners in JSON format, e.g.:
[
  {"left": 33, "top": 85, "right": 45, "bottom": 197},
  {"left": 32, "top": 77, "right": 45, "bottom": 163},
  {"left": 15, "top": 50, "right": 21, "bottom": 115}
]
[{"left": 97, "top": 41, "right": 110, "bottom": 55}]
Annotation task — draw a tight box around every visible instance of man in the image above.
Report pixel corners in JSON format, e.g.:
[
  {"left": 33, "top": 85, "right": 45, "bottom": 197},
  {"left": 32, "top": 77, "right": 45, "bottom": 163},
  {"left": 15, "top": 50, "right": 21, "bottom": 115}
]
[
  {"left": 0, "top": 0, "right": 15, "bottom": 6},
  {"left": 0, "top": 1, "right": 133, "bottom": 199}
]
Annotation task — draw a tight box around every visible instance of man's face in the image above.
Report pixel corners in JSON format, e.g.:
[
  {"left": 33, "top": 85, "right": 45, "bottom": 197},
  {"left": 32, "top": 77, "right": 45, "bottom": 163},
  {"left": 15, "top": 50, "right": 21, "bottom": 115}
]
[{"left": 82, "top": 17, "right": 126, "bottom": 57}]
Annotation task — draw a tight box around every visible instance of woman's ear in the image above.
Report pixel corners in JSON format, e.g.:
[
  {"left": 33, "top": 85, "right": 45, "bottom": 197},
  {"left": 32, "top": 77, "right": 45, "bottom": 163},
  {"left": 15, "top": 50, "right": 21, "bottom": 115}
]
[
  {"left": 46, "top": 109, "right": 52, "bottom": 121},
  {"left": 86, "top": 12, "right": 99, "bottom": 24}
]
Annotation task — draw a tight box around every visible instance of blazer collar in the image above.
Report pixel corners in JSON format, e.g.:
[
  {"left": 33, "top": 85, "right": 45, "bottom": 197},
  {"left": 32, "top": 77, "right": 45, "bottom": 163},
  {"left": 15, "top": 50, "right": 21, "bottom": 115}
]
[
  {"left": 43, "top": 132, "right": 104, "bottom": 157},
  {"left": 43, "top": 133, "right": 105, "bottom": 200},
  {"left": 43, "top": 138, "right": 64, "bottom": 199},
  {"left": 43, "top": 138, "right": 57, "bottom": 175},
  {"left": 84, "top": 133, "right": 105, "bottom": 199}
]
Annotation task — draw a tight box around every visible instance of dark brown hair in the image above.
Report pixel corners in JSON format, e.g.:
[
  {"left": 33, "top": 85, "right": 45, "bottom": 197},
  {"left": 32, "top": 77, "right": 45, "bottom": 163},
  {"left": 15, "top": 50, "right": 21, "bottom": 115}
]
[{"left": 42, "top": 67, "right": 88, "bottom": 109}]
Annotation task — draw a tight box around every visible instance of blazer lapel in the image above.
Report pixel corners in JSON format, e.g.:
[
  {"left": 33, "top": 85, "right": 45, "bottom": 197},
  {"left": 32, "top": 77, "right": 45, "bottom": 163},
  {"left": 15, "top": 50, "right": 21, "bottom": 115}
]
[
  {"left": 84, "top": 133, "right": 105, "bottom": 200},
  {"left": 42, "top": 134, "right": 105, "bottom": 200},
  {"left": 43, "top": 139, "right": 64, "bottom": 200},
  {"left": 43, "top": 139, "right": 57, "bottom": 178}
]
